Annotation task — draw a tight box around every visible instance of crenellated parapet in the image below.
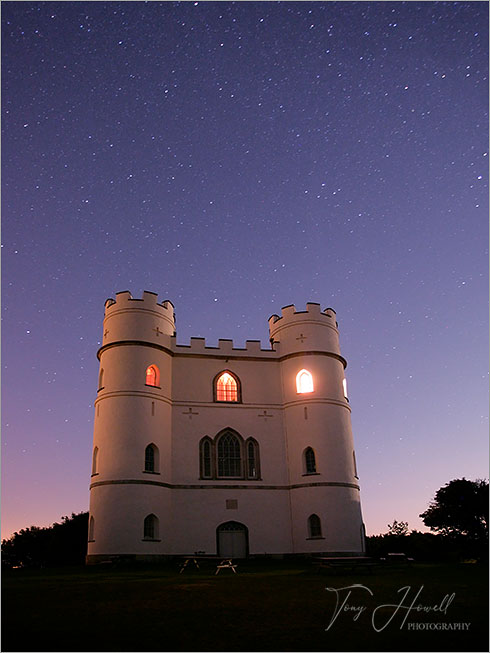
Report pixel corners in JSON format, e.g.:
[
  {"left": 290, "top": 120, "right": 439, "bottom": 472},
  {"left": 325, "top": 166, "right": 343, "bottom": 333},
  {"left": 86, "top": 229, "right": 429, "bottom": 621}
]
[
  {"left": 268, "top": 302, "right": 342, "bottom": 359},
  {"left": 268, "top": 302, "right": 337, "bottom": 328},
  {"left": 102, "top": 291, "right": 176, "bottom": 347},
  {"left": 104, "top": 290, "right": 175, "bottom": 320},
  {"left": 172, "top": 336, "right": 276, "bottom": 358}
]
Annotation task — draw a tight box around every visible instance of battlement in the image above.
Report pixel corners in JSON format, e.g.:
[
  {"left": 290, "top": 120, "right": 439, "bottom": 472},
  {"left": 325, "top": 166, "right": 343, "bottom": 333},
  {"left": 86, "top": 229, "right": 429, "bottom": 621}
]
[
  {"left": 172, "top": 336, "right": 276, "bottom": 358},
  {"left": 104, "top": 291, "right": 175, "bottom": 319},
  {"left": 268, "top": 302, "right": 337, "bottom": 329}
]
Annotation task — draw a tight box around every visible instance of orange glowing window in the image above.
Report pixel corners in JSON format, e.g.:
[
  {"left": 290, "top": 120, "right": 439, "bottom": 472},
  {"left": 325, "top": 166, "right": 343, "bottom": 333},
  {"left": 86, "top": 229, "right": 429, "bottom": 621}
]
[
  {"left": 216, "top": 372, "right": 238, "bottom": 402},
  {"left": 146, "top": 365, "right": 160, "bottom": 387},
  {"left": 296, "top": 369, "right": 314, "bottom": 394}
]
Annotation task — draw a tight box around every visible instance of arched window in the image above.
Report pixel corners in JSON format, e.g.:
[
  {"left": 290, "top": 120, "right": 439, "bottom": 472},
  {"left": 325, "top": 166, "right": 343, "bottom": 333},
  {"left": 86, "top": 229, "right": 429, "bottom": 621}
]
[
  {"left": 88, "top": 516, "right": 95, "bottom": 541},
  {"left": 145, "top": 365, "right": 160, "bottom": 387},
  {"left": 98, "top": 368, "right": 104, "bottom": 390},
  {"left": 144, "top": 444, "right": 159, "bottom": 473},
  {"left": 343, "top": 378, "right": 348, "bottom": 399},
  {"left": 296, "top": 369, "right": 314, "bottom": 394},
  {"left": 200, "top": 438, "right": 213, "bottom": 479},
  {"left": 353, "top": 450, "right": 358, "bottom": 478},
  {"left": 143, "top": 514, "right": 159, "bottom": 540},
  {"left": 308, "top": 514, "right": 322, "bottom": 538},
  {"left": 215, "top": 371, "right": 240, "bottom": 402},
  {"left": 217, "top": 431, "right": 242, "bottom": 477},
  {"left": 92, "top": 446, "right": 99, "bottom": 475},
  {"left": 304, "top": 447, "right": 316, "bottom": 474},
  {"left": 246, "top": 438, "right": 260, "bottom": 479}
]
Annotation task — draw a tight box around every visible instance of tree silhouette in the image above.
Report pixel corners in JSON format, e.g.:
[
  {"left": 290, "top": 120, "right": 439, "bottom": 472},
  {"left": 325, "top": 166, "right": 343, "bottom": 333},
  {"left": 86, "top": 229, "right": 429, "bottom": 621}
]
[
  {"left": 420, "top": 478, "right": 488, "bottom": 540},
  {"left": 387, "top": 520, "right": 409, "bottom": 536},
  {"left": 2, "top": 512, "right": 88, "bottom": 568}
]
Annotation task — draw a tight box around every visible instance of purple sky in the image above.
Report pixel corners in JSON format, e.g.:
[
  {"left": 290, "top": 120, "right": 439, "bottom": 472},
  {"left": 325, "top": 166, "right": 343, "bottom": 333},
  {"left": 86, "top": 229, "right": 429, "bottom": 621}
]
[{"left": 2, "top": 1, "right": 488, "bottom": 540}]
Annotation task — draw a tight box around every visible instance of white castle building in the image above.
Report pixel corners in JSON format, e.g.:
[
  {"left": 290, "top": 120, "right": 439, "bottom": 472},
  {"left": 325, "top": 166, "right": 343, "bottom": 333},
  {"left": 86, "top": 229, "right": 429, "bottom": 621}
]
[{"left": 86, "top": 291, "right": 365, "bottom": 562}]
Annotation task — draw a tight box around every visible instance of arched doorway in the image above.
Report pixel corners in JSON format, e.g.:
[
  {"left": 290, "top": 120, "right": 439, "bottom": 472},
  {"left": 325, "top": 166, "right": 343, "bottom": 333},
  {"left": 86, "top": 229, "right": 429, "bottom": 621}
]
[{"left": 217, "top": 521, "right": 248, "bottom": 558}]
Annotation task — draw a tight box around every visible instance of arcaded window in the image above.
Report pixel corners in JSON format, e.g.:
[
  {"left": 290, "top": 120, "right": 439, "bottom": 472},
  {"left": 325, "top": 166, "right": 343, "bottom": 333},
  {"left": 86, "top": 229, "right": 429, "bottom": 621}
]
[
  {"left": 88, "top": 516, "right": 95, "bottom": 541},
  {"left": 143, "top": 514, "right": 159, "bottom": 540},
  {"left": 217, "top": 431, "right": 242, "bottom": 477},
  {"left": 200, "top": 438, "right": 213, "bottom": 479},
  {"left": 296, "top": 369, "right": 314, "bottom": 394},
  {"left": 98, "top": 368, "right": 104, "bottom": 390},
  {"left": 304, "top": 447, "right": 316, "bottom": 474},
  {"left": 215, "top": 371, "right": 240, "bottom": 402},
  {"left": 308, "top": 514, "right": 322, "bottom": 538},
  {"left": 145, "top": 365, "right": 160, "bottom": 387},
  {"left": 246, "top": 439, "right": 260, "bottom": 479},
  {"left": 144, "top": 444, "right": 159, "bottom": 473},
  {"left": 92, "top": 446, "right": 99, "bottom": 475}
]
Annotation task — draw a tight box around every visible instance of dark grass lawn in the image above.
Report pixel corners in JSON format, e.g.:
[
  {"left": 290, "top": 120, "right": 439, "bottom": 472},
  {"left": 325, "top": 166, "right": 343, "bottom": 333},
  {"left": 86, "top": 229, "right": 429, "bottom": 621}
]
[{"left": 2, "top": 560, "right": 488, "bottom": 652}]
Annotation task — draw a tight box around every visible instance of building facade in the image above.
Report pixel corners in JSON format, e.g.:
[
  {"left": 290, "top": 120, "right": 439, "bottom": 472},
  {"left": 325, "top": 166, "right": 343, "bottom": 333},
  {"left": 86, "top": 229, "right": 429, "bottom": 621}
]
[{"left": 86, "top": 291, "right": 365, "bottom": 562}]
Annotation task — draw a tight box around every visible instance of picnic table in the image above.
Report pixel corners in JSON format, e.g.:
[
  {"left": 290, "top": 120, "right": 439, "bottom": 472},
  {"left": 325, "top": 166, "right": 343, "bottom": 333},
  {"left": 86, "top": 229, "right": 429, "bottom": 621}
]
[
  {"left": 178, "top": 555, "right": 238, "bottom": 574},
  {"left": 382, "top": 552, "right": 414, "bottom": 564}
]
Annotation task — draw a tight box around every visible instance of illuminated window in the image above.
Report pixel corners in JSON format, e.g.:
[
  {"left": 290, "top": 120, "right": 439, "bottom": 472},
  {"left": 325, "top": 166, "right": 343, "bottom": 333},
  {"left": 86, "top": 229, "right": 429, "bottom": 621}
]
[
  {"left": 217, "top": 432, "right": 242, "bottom": 477},
  {"left": 199, "top": 438, "right": 213, "bottom": 479},
  {"left": 92, "top": 447, "right": 98, "bottom": 475},
  {"left": 296, "top": 369, "right": 314, "bottom": 394},
  {"left": 215, "top": 371, "right": 239, "bottom": 402},
  {"left": 88, "top": 516, "right": 95, "bottom": 541},
  {"left": 343, "top": 378, "right": 348, "bottom": 399},
  {"left": 144, "top": 444, "right": 159, "bottom": 473},
  {"left": 143, "top": 514, "right": 159, "bottom": 540},
  {"left": 146, "top": 365, "right": 160, "bottom": 387},
  {"left": 308, "top": 514, "right": 322, "bottom": 538},
  {"left": 304, "top": 447, "right": 316, "bottom": 474}
]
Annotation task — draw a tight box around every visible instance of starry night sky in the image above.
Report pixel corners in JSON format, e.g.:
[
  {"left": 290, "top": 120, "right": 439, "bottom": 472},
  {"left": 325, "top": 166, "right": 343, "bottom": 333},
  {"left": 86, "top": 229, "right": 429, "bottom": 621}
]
[{"left": 2, "top": 1, "right": 488, "bottom": 540}]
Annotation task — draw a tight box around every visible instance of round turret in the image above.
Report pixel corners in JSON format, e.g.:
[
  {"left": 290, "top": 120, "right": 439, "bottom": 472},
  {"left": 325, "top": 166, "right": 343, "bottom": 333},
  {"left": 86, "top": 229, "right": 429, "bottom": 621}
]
[
  {"left": 271, "top": 302, "right": 364, "bottom": 555},
  {"left": 87, "top": 291, "right": 174, "bottom": 562}
]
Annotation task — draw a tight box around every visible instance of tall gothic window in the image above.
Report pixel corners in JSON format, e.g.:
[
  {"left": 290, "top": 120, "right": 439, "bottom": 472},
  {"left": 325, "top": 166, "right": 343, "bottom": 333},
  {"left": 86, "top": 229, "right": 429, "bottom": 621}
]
[
  {"left": 247, "top": 439, "right": 259, "bottom": 479},
  {"left": 143, "top": 514, "right": 159, "bottom": 540},
  {"left": 92, "top": 447, "right": 99, "bottom": 475},
  {"left": 88, "top": 516, "right": 95, "bottom": 541},
  {"left": 144, "top": 444, "right": 159, "bottom": 473},
  {"left": 308, "top": 514, "right": 322, "bottom": 538},
  {"left": 296, "top": 369, "right": 314, "bottom": 394},
  {"left": 215, "top": 371, "right": 239, "bottom": 402},
  {"left": 199, "top": 438, "right": 213, "bottom": 479},
  {"left": 146, "top": 365, "right": 160, "bottom": 387},
  {"left": 217, "top": 432, "right": 242, "bottom": 477},
  {"left": 304, "top": 447, "right": 317, "bottom": 474}
]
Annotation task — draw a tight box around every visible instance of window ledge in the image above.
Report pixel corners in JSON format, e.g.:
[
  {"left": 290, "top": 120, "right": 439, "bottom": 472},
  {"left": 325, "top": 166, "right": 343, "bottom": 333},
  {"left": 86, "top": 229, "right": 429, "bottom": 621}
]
[
  {"left": 91, "top": 473, "right": 99, "bottom": 477},
  {"left": 302, "top": 472, "right": 320, "bottom": 476},
  {"left": 145, "top": 384, "right": 161, "bottom": 389},
  {"left": 306, "top": 536, "right": 325, "bottom": 540},
  {"left": 215, "top": 401, "right": 241, "bottom": 404},
  {"left": 87, "top": 539, "right": 95, "bottom": 543},
  {"left": 97, "top": 386, "right": 105, "bottom": 392},
  {"left": 142, "top": 539, "right": 161, "bottom": 542},
  {"left": 199, "top": 477, "right": 263, "bottom": 481},
  {"left": 143, "top": 471, "right": 160, "bottom": 475}
]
